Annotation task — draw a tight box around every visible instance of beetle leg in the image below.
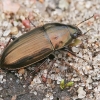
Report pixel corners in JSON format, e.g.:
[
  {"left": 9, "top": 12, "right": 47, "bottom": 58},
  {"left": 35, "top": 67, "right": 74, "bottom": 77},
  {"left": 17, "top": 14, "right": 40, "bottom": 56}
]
[
  {"left": 26, "top": 58, "right": 48, "bottom": 76},
  {"left": 28, "top": 17, "right": 36, "bottom": 27},
  {"left": 61, "top": 47, "right": 88, "bottom": 62},
  {"left": 25, "top": 54, "right": 55, "bottom": 83},
  {"left": 5, "top": 36, "right": 17, "bottom": 48}
]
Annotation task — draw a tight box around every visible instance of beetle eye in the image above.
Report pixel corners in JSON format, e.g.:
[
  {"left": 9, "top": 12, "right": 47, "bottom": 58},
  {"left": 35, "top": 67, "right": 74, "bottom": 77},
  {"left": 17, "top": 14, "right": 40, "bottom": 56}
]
[
  {"left": 73, "top": 33, "right": 78, "bottom": 38},
  {"left": 71, "top": 32, "right": 78, "bottom": 39}
]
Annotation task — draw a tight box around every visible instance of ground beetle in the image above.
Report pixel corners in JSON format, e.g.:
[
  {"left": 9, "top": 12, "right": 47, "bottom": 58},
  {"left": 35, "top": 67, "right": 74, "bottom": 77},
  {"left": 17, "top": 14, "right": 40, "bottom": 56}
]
[{"left": 0, "top": 15, "right": 94, "bottom": 70}]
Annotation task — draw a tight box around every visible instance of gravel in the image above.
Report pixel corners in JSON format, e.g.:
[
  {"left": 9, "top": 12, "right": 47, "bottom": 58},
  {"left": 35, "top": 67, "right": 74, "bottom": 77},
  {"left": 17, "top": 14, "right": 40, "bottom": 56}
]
[{"left": 0, "top": 0, "right": 100, "bottom": 100}]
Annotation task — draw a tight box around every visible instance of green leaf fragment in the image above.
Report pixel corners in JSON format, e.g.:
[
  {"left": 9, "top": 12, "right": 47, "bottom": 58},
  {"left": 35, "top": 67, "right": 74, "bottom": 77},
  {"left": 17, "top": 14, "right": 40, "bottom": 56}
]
[
  {"left": 65, "top": 81, "right": 74, "bottom": 87},
  {"left": 69, "top": 39, "right": 82, "bottom": 46},
  {"left": 60, "top": 79, "right": 65, "bottom": 89}
]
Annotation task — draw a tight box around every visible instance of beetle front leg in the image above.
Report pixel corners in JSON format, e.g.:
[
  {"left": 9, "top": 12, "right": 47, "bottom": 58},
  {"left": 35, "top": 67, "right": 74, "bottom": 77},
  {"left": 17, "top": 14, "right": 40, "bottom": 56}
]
[{"left": 61, "top": 47, "right": 88, "bottom": 62}]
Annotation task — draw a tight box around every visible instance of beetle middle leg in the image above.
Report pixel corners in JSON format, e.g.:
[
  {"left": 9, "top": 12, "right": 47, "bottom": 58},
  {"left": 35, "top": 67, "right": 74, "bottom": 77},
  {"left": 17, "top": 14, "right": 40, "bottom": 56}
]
[
  {"left": 29, "top": 54, "right": 55, "bottom": 73},
  {"left": 24, "top": 54, "right": 55, "bottom": 84},
  {"left": 23, "top": 58, "right": 48, "bottom": 84}
]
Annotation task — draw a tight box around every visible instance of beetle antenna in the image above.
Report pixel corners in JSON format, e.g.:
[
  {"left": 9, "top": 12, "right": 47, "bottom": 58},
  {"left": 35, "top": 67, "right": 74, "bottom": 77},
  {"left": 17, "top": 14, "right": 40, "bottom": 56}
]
[
  {"left": 83, "top": 28, "right": 92, "bottom": 35},
  {"left": 80, "top": 28, "right": 93, "bottom": 37},
  {"left": 77, "top": 14, "right": 94, "bottom": 26}
]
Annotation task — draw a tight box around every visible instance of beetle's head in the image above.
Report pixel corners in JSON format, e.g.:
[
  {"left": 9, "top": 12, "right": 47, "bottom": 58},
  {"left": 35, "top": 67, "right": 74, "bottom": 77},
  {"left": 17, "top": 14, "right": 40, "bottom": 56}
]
[{"left": 67, "top": 25, "right": 82, "bottom": 39}]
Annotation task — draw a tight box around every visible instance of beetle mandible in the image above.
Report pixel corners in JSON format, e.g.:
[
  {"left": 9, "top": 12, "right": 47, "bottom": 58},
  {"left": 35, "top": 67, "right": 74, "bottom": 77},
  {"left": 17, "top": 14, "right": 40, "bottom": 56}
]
[{"left": 0, "top": 16, "right": 94, "bottom": 70}]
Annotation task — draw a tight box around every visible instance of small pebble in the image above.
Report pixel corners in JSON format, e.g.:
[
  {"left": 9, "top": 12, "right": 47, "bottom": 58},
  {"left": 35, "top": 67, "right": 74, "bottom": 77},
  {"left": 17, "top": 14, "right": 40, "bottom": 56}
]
[
  {"left": 43, "top": 69, "right": 47, "bottom": 74},
  {"left": 85, "top": 1, "right": 92, "bottom": 9},
  {"left": 59, "top": 0, "right": 69, "bottom": 10},
  {"left": 13, "top": 21, "right": 18, "bottom": 26},
  {"left": 77, "top": 87, "right": 86, "bottom": 99},
  {"left": 23, "top": 85, "right": 26, "bottom": 88},
  {"left": 10, "top": 27, "right": 18, "bottom": 35},
  {"left": 86, "top": 76, "right": 93, "bottom": 83},
  {"left": 0, "top": 75, "right": 3, "bottom": 82},
  {"left": 1, "top": 13, "right": 5, "bottom": 19},
  {"left": 3, "top": 30, "right": 11, "bottom": 36},
  {"left": 20, "top": 15, "right": 25, "bottom": 20},
  {"left": 54, "top": 63, "right": 58, "bottom": 67},
  {"left": 2, "top": 21, "right": 9, "bottom": 27},
  {"left": 10, "top": 78, "right": 12, "bottom": 81},
  {"left": 72, "top": 47, "right": 79, "bottom": 53},
  {"left": 22, "top": 19, "right": 30, "bottom": 28},
  {"left": 33, "top": 91, "right": 37, "bottom": 95},
  {"left": 33, "top": 77, "right": 41, "bottom": 84},
  {"left": 18, "top": 68, "right": 25, "bottom": 75}
]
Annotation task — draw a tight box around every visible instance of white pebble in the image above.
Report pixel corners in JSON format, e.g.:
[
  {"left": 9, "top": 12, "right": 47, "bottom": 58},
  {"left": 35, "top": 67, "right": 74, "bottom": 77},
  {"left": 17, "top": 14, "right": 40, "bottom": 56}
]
[
  {"left": 46, "top": 93, "right": 49, "bottom": 98},
  {"left": 72, "top": 78, "right": 80, "bottom": 81},
  {"left": 0, "top": 75, "right": 3, "bottom": 82},
  {"left": 50, "top": 74, "right": 55, "bottom": 80},
  {"left": 20, "top": 15, "right": 25, "bottom": 20},
  {"left": 54, "top": 63, "right": 58, "bottom": 67},
  {"left": 59, "top": 0, "right": 69, "bottom": 10},
  {"left": 10, "top": 78, "right": 12, "bottom": 81},
  {"left": 88, "top": 85, "right": 92, "bottom": 89},
  {"left": 43, "top": 98, "right": 48, "bottom": 100},
  {"left": 72, "top": 47, "right": 79, "bottom": 53},
  {"left": 3, "top": 30, "right": 11, "bottom": 36},
  {"left": 33, "top": 77, "right": 41, "bottom": 84},
  {"left": 2, "top": 21, "right": 9, "bottom": 27},
  {"left": 56, "top": 76, "right": 62, "bottom": 81},
  {"left": 85, "top": 1, "right": 92, "bottom": 9},
  {"left": 50, "top": 95, "right": 53, "bottom": 100},
  {"left": 23, "top": 85, "right": 26, "bottom": 88},
  {"left": 13, "top": 21, "right": 18, "bottom": 26},
  {"left": 86, "top": 76, "right": 92, "bottom": 83},
  {"left": 2, "top": 79, "right": 6, "bottom": 83},
  {"left": 76, "top": 1, "right": 85, "bottom": 11},
  {"left": 77, "top": 87, "right": 86, "bottom": 98},
  {"left": 44, "top": 69, "right": 47, "bottom": 74},
  {"left": 57, "top": 80, "right": 60, "bottom": 84},
  {"left": 1, "top": 13, "right": 5, "bottom": 19},
  {"left": 33, "top": 91, "right": 37, "bottom": 95}
]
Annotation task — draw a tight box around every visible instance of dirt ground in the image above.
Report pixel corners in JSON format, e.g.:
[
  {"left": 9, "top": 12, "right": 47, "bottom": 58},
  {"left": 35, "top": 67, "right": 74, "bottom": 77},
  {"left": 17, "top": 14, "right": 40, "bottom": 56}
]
[{"left": 0, "top": 0, "right": 100, "bottom": 100}]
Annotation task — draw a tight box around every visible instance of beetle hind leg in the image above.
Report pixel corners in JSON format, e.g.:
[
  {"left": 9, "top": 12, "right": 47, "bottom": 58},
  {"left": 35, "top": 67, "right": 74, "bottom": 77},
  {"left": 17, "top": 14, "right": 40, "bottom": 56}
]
[{"left": 5, "top": 35, "right": 17, "bottom": 48}]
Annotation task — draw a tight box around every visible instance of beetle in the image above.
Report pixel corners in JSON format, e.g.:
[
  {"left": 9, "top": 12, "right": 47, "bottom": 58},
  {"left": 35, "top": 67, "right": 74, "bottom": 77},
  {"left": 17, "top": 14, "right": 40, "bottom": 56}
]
[{"left": 0, "top": 23, "right": 83, "bottom": 70}]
